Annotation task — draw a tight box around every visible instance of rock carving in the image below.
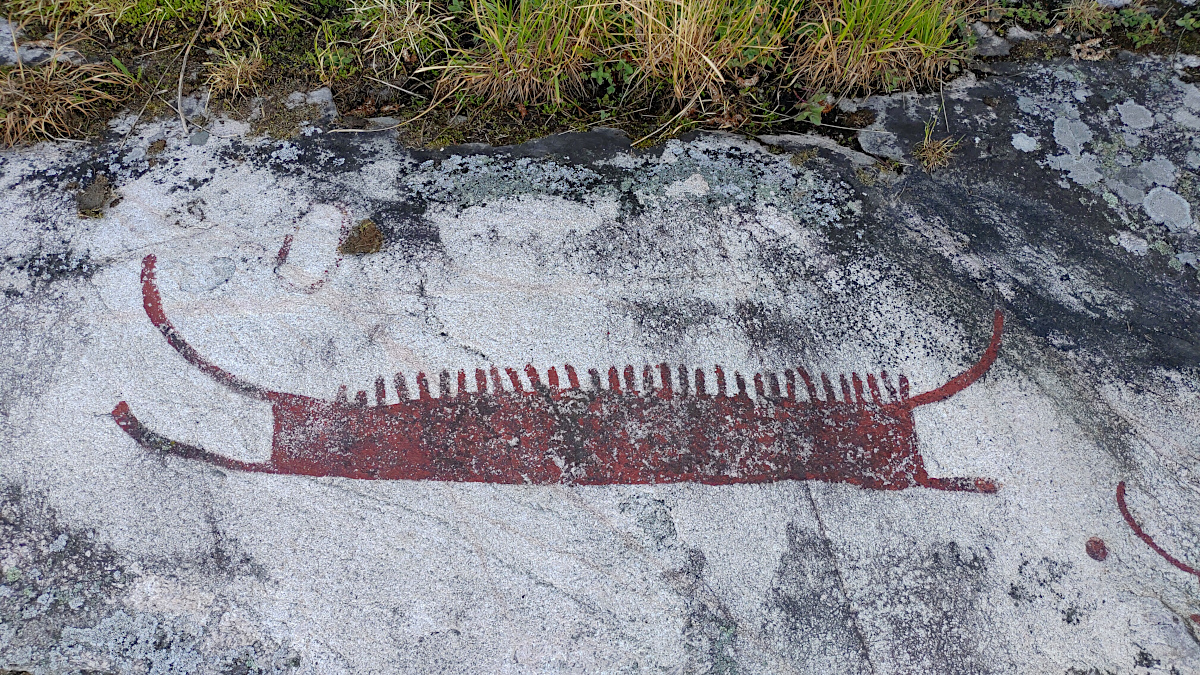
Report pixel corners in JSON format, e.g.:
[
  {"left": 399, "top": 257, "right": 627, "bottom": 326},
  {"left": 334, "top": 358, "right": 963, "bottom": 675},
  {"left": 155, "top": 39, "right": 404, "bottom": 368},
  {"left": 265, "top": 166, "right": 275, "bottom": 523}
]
[{"left": 113, "top": 254, "right": 1004, "bottom": 492}]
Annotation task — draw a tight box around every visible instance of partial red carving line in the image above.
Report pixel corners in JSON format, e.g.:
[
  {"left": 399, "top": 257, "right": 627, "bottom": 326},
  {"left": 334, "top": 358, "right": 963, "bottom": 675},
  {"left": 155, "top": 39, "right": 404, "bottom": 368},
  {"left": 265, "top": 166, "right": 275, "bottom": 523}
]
[
  {"left": 115, "top": 254, "right": 1004, "bottom": 491},
  {"left": 1116, "top": 481, "right": 1200, "bottom": 580},
  {"left": 273, "top": 206, "right": 349, "bottom": 293}
]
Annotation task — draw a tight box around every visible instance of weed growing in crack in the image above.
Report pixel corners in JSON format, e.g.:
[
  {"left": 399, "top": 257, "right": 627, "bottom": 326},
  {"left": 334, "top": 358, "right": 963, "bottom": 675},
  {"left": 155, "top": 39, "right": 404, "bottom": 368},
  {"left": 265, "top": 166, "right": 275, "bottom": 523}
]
[{"left": 912, "top": 112, "right": 960, "bottom": 173}]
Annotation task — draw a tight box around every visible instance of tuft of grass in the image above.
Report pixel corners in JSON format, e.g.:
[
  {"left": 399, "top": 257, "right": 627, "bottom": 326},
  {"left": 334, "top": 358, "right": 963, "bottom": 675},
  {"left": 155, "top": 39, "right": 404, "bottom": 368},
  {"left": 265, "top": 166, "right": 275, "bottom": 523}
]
[
  {"left": 203, "top": 40, "right": 265, "bottom": 99},
  {"left": 0, "top": 53, "right": 134, "bottom": 146},
  {"left": 209, "top": 0, "right": 300, "bottom": 37},
  {"left": 436, "top": 0, "right": 612, "bottom": 106},
  {"left": 4, "top": 0, "right": 298, "bottom": 40},
  {"left": 1057, "top": 0, "right": 1113, "bottom": 35},
  {"left": 349, "top": 0, "right": 452, "bottom": 77},
  {"left": 619, "top": 0, "right": 802, "bottom": 106},
  {"left": 912, "top": 112, "right": 960, "bottom": 172},
  {"left": 788, "top": 0, "right": 970, "bottom": 96}
]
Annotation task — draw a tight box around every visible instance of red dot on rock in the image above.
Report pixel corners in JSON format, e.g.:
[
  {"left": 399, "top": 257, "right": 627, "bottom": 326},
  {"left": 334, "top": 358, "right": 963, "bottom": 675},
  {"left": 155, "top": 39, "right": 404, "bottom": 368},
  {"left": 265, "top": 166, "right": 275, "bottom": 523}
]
[
  {"left": 1191, "top": 614, "right": 1200, "bottom": 625},
  {"left": 1086, "top": 537, "right": 1108, "bottom": 561}
]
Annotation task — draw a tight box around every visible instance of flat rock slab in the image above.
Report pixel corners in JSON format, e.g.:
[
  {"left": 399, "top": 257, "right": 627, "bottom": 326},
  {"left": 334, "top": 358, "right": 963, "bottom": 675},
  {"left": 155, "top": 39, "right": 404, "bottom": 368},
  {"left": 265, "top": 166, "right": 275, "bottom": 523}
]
[{"left": 2, "top": 56, "right": 1200, "bottom": 674}]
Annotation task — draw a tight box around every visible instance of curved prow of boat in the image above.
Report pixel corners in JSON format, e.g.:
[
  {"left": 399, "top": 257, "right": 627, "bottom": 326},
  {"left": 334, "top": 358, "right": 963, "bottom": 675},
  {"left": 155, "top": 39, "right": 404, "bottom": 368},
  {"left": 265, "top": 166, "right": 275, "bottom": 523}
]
[
  {"left": 112, "top": 401, "right": 275, "bottom": 473},
  {"left": 141, "top": 254, "right": 273, "bottom": 401},
  {"left": 906, "top": 310, "right": 1004, "bottom": 408}
]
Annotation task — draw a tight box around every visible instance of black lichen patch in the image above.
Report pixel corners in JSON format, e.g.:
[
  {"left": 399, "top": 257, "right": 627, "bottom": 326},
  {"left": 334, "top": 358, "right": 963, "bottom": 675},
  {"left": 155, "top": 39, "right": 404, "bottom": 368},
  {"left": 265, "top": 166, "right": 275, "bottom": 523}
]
[
  {"left": 625, "top": 298, "right": 724, "bottom": 348},
  {"left": 3, "top": 250, "right": 104, "bottom": 295},
  {"left": 734, "top": 301, "right": 821, "bottom": 365},
  {"left": 620, "top": 495, "right": 678, "bottom": 550},
  {"left": 370, "top": 197, "right": 436, "bottom": 253},
  {"left": 1006, "top": 557, "right": 1090, "bottom": 626},
  {"left": 1133, "top": 648, "right": 1160, "bottom": 668},
  {"left": 761, "top": 522, "right": 872, "bottom": 670}
]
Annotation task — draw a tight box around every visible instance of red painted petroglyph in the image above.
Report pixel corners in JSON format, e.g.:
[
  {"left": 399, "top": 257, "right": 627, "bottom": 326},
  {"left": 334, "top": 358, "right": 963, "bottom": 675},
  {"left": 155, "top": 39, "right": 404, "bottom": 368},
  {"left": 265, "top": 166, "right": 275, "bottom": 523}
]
[
  {"left": 113, "top": 254, "right": 1004, "bottom": 492},
  {"left": 1117, "top": 482, "right": 1200, "bottom": 581},
  {"left": 1086, "top": 537, "right": 1108, "bottom": 562},
  {"left": 273, "top": 206, "right": 348, "bottom": 293}
]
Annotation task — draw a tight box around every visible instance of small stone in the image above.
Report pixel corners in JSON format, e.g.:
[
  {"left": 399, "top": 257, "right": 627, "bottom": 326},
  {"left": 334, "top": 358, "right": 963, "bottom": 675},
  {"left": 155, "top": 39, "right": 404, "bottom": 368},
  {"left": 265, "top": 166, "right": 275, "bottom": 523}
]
[
  {"left": 972, "top": 22, "right": 1011, "bottom": 57},
  {"left": 284, "top": 91, "right": 308, "bottom": 109},
  {"left": 1086, "top": 537, "right": 1108, "bottom": 561},
  {"left": 1005, "top": 25, "right": 1040, "bottom": 41},
  {"left": 189, "top": 130, "right": 210, "bottom": 146},
  {"left": 449, "top": 115, "right": 469, "bottom": 127},
  {"left": 75, "top": 175, "right": 111, "bottom": 217}
]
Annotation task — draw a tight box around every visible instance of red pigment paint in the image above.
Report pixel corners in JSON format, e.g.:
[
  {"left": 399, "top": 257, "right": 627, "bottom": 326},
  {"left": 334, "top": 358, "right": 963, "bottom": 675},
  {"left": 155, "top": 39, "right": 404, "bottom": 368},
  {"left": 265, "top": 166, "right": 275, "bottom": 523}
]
[
  {"left": 1086, "top": 537, "right": 1108, "bottom": 562},
  {"left": 1117, "top": 481, "right": 1200, "bottom": 581},
  {"left": 113, "top": 254, "right": 1004, "bottom": 492}
]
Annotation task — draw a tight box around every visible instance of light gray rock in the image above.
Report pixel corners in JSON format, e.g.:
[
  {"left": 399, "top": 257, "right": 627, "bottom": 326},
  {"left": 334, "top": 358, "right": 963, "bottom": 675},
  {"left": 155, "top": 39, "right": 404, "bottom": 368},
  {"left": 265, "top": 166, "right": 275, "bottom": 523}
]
[
  {"left": 1116, "top": 101, "right": 1155, "bottom": 130},
  {"left": 1144, "top": 187, "right": 1194, "bottom": 232},
  {"left": 1011, "top": 133, "right": 1039, "bottom": 152},
  {"left": 972, "top": 21, "right": 1011, "bottom": 57},
  {"left": 1004, "top": 25, "right": 1041, "bottom": 41},
  {"left": 1053, "top": 117, "right": 1093, "bottom": 156}
]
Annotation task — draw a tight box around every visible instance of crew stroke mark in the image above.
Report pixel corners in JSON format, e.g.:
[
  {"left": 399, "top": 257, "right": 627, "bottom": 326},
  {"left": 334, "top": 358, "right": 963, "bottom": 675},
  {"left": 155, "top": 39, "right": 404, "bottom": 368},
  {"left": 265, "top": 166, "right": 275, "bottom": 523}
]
[{"left": 113, "top": 254, "right": 1004, "bottom": 492}]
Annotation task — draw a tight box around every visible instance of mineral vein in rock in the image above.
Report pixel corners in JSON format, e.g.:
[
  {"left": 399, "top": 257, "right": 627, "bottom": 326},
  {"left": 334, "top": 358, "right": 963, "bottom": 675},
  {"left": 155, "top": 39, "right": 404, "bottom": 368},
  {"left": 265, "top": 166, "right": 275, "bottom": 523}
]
[{"left": 113, "top": 254, "right": 1003, "bottom": 492}]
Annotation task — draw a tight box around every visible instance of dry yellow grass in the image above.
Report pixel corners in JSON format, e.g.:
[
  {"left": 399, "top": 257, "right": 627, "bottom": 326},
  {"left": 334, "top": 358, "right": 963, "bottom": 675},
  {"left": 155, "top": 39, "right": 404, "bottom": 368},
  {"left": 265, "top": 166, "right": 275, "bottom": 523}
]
[
  {"left": 350, "top": 0, "right": 452, "bottom": 77},
  {"left": 1, "top": 52, "right": 133, "bottom": 146},
  {"left": 789, "top": 0, "right": 969, "bottom": 96},
  {"left": 203, "top": 41, "right": 265, "bottom": 100},
  {"left": 620, "top": 0, "right": 801, "bottom": 105},
  {"left": 435, "top": 0, "right": 612, "bottom": 106}
]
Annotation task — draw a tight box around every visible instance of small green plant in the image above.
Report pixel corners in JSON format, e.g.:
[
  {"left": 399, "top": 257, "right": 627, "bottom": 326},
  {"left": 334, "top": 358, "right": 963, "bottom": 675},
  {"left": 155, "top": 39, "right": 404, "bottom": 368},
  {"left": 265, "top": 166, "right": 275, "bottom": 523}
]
[
  {"left": 1177, "top": 12, "right": 1199, "bottom": 32},
  {"left": 1118, "top": 4, "right": 1163, "bottom": 48},
  {"left": 1003, "top": 0, "right": 1052, "bottom": 27},
  {"left": 795, "top": 92, "right": 827, "bottom": 125},
  {"left": 311, "top": 18, "right": 361, "bottom": 84},
  {"left": 588, "top": 59, "right": 635, "bottom": 97}
]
